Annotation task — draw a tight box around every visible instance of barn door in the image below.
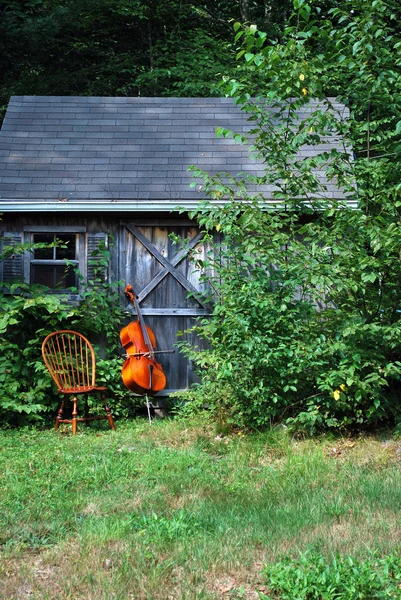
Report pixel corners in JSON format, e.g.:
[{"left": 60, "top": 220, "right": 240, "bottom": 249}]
[{"left": 120, "top": 219, "right": 212, "bottom": 394}]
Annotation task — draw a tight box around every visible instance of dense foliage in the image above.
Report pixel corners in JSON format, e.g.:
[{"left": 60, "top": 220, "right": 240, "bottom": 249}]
[
  {"left": 175, "top": 0, "right": 401, "bottom": 433},
  {"left": 0, "top": 241, "right": 139, "bottom": 425},
  {"left": 0, "top": 0, "right": 292, "bottom": 119}
]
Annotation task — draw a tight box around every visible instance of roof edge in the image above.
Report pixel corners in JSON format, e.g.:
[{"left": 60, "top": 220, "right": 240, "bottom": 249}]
[{"left": 0, "top": 198, "right": 358, "bottom": 212}]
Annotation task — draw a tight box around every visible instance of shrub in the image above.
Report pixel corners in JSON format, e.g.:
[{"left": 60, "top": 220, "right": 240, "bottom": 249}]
[
  {"left": 260, "top": 549, "right": 401, "bottom": 599},
  {"left": 0, "top": 242, "right": 139, "bottom": 425}
]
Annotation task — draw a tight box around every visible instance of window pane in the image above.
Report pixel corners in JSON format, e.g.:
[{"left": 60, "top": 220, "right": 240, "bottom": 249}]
[
  {"left": 33, "top": 234, "right": 54, "bottom": 259},
  {"left": 56, "top": 234, "right": 76, "bottom": 260},
  {"left": 31, "top": 264, "right": 76, "bottom": 290},
  {"left": 55, "top": 264, "right": 76, "bottom": 288}
]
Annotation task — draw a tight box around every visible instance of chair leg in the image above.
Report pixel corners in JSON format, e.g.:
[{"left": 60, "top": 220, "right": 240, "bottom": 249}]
[
  {"left": 84, "top": 395, "right": 90, "bottom": 425},
  {"left": 102, "top": 393, "right": 116, "bottom": 431},
  {"left": 55, "top": 399, "right": 65, "bottom": 430},
  {"left": 71, "top": 396, "right": 78, "bottom": 434}
]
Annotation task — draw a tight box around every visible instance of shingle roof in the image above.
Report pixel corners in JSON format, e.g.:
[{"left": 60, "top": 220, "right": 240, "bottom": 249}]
[{"left": 0, "top": 96, "right": 350, "bottom": 212}]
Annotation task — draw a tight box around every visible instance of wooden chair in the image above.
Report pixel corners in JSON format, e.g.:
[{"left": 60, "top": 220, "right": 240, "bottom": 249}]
[{"left": 42, "top": 330, "right": 116, "bottom": 434}]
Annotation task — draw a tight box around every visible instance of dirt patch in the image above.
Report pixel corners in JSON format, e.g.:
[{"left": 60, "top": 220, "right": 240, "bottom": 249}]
[
  {"left": 324, "top": 437, "right": 401, "bottom": 467},
  {"left": 270, "top": 508, "right": 401, "bottom": 560},
  {"left": 200, "top": 552, "right": 271, "bottom": 600},
  {"left": 135, "top": 422, "right": 216, "bottom": 449},
  {"left": 1, "top": 554, "right": 63, "bottom": 600}
]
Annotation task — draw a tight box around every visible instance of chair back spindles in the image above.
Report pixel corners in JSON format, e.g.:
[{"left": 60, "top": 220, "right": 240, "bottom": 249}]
[
  {"left": 41, "top": 329, "right": 115, "bottom": 434},
  {"left": 42, "top": 330, "right": 96, "bottom": 392}
]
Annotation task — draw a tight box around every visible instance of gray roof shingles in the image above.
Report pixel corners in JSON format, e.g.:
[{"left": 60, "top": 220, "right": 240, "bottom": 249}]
[{"left": 0, "top": 96, "right": 348, "bottom": 210}]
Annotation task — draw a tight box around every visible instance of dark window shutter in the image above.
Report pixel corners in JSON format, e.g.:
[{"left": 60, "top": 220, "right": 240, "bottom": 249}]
[
  {"left": 86, "top": 233, "right": 108, "bottom": 284},
  {"left": 1, "top": 233, "right": 24, "bottom": 286}
]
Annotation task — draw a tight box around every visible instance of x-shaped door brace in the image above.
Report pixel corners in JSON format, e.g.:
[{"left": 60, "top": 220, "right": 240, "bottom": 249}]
[{"left": 126, "top": 224, "right": 210, "bottom": 309}]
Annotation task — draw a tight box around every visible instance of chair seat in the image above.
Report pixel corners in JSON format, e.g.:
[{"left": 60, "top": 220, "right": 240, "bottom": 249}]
[{"left": 59, "top": 386, "right": 107, "bottom": 394}]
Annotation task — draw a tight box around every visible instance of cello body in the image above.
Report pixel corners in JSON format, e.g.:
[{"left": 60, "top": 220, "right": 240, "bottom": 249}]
[{"left": 120, "top": 286, "right": 167, "bottom": 394}]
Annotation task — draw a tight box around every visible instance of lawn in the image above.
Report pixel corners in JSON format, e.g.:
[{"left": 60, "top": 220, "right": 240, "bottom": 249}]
[{"left": 1, "top": 417, "right": 401, "bottom": 599}]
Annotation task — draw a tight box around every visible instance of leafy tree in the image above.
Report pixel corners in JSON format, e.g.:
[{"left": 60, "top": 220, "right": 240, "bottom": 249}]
[{"left": 176, "top": 0, "right": 401, "bottom": 433}]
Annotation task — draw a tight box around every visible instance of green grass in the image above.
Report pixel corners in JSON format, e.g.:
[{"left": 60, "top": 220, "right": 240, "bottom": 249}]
[{"left": 1, "top": 418, "right": 401, "bottom": 598}]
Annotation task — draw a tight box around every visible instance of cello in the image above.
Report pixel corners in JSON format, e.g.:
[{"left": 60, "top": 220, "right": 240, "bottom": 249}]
[{"left": 120, "top": 284, "right": 168, "bottom": 394}]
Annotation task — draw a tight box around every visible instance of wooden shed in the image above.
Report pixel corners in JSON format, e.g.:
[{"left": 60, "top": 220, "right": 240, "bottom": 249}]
[{"left": 0, "top": 96, "right": 349, "bottom": 396}]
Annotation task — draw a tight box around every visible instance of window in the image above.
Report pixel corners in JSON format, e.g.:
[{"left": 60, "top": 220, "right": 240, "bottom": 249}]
[
  {"left": 30, "top": 233, "right": 78, "bottom": 290},
  {"left": 23, "top": 226, "right": 87, "bottom": 293}
]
